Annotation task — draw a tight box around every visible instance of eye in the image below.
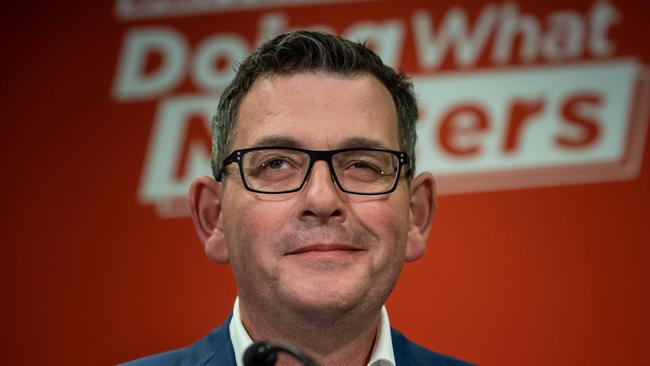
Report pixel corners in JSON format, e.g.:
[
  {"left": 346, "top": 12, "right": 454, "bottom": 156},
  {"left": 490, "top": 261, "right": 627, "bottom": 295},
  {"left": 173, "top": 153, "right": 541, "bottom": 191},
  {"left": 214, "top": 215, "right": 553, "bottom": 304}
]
[
  {"left": 334, "top": 151, "right": 396, "bottom": 184},
  {"left": 263, "top": 158, "right": 288, "bottom": 170},
  {"left": 348, "top": 160, "right": 383, "bottom": 174},
  {"left": 250, "top": 155, "right": 301, "bottom": 179}
]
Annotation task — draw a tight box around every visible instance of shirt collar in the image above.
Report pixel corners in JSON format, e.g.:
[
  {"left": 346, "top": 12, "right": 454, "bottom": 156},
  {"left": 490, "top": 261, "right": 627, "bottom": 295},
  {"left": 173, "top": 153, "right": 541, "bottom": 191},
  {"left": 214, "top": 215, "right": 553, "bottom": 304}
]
[{"left": 229, "top": 297, "right": 395, "bottom": 366}]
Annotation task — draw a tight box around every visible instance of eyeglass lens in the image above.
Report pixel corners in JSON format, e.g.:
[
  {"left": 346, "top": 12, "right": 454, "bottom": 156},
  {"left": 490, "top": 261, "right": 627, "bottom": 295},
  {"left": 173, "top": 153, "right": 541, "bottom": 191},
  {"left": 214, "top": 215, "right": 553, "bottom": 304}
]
[{"left": 241, "top": 148, "right": 399, "bottom": 193}]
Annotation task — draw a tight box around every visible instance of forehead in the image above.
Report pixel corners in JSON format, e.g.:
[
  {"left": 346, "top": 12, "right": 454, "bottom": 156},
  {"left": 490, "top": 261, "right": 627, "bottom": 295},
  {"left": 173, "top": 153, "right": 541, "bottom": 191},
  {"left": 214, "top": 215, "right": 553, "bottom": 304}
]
[{"left": 232, "top": 72, "right": 399, "bottom": 150}]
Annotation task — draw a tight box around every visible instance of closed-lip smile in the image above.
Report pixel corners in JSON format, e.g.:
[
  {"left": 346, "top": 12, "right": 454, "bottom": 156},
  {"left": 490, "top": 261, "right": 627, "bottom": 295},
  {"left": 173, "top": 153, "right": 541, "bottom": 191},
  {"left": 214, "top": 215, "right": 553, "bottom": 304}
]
[{"left": 287, "top": 243, "right": 362, "bottom": 255}]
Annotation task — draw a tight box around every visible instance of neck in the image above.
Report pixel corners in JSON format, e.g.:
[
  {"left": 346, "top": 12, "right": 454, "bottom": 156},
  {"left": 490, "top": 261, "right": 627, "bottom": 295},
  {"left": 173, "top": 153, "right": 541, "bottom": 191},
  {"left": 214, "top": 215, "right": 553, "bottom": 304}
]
[{"left": 238, "top": 297, "right": 382, "bottom": 366}]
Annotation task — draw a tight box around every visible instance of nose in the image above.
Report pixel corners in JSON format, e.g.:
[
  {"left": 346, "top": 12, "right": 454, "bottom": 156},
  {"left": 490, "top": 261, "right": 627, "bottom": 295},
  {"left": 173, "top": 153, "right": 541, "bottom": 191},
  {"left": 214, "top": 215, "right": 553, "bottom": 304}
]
[{"left": 299, "top": 161, "right": 345, "bottom": 223}]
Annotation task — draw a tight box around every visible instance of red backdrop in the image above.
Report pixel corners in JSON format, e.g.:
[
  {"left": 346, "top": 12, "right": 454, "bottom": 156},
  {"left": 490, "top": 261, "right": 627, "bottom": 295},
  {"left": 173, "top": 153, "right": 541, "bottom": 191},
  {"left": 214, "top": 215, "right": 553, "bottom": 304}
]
[{"left": 2, "top": 0, "right": 649, "bottom": 365}]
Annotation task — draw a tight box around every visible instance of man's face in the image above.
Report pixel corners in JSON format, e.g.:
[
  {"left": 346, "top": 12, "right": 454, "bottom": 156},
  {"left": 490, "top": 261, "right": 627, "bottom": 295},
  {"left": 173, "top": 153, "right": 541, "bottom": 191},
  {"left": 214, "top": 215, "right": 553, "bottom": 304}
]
[{"left": 220, "top": 72, "right": 412, "bottom": 317}]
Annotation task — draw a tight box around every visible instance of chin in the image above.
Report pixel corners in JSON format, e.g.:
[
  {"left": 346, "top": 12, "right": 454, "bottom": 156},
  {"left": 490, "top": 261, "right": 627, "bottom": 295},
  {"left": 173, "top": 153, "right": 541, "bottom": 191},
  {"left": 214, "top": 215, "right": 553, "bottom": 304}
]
[{"left": 282, "top": 283, "right": 366, "bottom": 316}]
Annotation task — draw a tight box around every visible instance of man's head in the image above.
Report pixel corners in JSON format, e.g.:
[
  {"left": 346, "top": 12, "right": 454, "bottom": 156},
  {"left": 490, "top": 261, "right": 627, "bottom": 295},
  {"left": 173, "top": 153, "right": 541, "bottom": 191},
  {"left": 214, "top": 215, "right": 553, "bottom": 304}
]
[
  {"left": 211, "top": 31, "right": 419, "bottom": 181},
  {"left": 189, "top": 31, "right": 436, "bottom": 323}
]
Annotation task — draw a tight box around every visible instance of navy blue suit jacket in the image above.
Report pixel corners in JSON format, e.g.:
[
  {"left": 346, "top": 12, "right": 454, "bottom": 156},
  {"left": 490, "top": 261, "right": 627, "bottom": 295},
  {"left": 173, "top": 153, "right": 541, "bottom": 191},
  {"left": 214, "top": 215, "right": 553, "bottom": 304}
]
[{"left": 122, "top": 316, "right": 472, "bottom": 366}]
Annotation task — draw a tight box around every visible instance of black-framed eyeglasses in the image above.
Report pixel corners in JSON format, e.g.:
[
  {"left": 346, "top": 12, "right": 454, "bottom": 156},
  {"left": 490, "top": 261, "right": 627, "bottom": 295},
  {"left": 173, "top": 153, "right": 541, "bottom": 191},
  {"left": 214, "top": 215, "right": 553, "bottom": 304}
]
[{"left": 219, "top": 147, "right": 411, "bottom": 195}]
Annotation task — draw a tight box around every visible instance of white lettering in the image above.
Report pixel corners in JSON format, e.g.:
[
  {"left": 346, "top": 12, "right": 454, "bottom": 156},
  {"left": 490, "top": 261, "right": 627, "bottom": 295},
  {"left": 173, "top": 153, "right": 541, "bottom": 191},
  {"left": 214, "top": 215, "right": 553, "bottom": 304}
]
[
  {"left": 139, "top": 95, "right": 214, "bottom": 207},
  {"left": 113, "top": 3, "right": 624, "bottom": 102},
  {"left": 192, "top": 34, "right": 250, "bottom": 91},
  {"left": 492, "top": 4, "right": 540, "bottom": 64},
  {"left": 543, "top": 11, "right": 584, "bottom": 60},
  {"left": 589, "top": 1, "right": 619, "bottom": 56},
  {"left": 113, "top": 27, "right": 188, "bottom": 101},
  {"left": 412, "top": 5, "right": 498, "bottom": 69},
  {"left": 116, "top": 0, "right": 367, "bottom": 20},
  {"left": 344, "top": 20, "right": 405, "bottom": 68}
]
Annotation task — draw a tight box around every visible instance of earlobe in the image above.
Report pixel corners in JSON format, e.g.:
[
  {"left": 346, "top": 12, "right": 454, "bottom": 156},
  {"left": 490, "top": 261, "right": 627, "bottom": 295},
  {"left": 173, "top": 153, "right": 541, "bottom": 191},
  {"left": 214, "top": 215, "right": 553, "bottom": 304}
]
[
  {"left": 188, "top": 176, "right": 229, "bottom": 264},
  {"left": 405, "top": 172, "right": 437, "bottom": 262}
]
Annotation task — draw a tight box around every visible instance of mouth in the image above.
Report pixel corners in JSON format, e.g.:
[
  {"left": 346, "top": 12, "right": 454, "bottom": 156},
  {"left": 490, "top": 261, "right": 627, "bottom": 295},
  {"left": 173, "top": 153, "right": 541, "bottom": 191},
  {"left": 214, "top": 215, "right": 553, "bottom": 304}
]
[{"left": 286, "top": 243, "right": 363, "bottom": 258}]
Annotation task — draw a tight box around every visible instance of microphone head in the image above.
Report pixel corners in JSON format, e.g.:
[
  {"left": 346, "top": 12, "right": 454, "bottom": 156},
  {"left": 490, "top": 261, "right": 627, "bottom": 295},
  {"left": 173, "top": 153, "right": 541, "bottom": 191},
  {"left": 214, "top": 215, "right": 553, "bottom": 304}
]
[{"left": 243, "top": 341, "right": 278, "bottom": 366}]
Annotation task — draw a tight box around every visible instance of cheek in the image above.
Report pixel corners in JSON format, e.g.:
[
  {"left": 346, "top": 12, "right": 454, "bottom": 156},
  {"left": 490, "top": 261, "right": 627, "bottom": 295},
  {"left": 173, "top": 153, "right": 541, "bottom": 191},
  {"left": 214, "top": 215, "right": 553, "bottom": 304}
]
[
  {"left": 222, "top": 206, "right": 283, "bottom": 288},
  {"left": 222, "top": 197, "right": 293, "bottom": 262},
  {"left": 371, "top": 190, "right": 410, "bottom": 228},
  {"left": 354, "top": 198, "right": 410, "bottom": 251}
]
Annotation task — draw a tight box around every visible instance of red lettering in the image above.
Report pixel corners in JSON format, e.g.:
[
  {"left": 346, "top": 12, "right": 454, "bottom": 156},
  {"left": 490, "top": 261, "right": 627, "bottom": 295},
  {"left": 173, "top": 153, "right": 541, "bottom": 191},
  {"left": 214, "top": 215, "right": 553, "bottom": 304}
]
[
  {"left": 555, "top": 93, "right": 601, "bottom": 148},
  {"left": 438, "top": 104, "right": 489, "bottom": 156},
  {"left": 503, "top": 98, "right": 545, "bottom": 152}
]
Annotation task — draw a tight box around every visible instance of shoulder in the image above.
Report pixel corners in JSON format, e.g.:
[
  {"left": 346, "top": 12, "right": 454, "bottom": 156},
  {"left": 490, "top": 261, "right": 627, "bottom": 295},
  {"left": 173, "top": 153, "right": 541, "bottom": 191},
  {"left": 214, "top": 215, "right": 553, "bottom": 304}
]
[
  {"left": 390, "top": 328, "right": 474, "bottom": 366},
  {"left": 119, "top": 318, "right": 236, "bottom": 366}
]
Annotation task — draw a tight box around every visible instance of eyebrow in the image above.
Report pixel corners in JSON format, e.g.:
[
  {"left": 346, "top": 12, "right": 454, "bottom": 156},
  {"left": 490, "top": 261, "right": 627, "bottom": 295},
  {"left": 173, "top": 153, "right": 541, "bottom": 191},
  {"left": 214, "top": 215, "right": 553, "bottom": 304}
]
[
  {"left": 251, "top": 136, "right": 390, "bottom": 150},
  {"left": 252, "top": 136, "right": 300, "bottom": 148},
  {"left": 337, "top": 137, "right": 389, "bottom": 150}
]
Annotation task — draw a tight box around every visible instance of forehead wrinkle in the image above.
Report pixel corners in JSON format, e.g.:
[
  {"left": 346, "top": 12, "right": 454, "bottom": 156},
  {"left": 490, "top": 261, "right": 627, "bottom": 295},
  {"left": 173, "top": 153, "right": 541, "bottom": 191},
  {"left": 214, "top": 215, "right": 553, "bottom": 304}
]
[
  {"left": 336, "top": 137, "right": 390, "bottom": 150},
  {"left": 234, "top": 73, "right": 399, "bottom": 150},
  {"left": 249, "top": 136, "right": 391, "bottom": 151},
  {"left": 234, "top": 81, "right": 289, "bottom": 148}
]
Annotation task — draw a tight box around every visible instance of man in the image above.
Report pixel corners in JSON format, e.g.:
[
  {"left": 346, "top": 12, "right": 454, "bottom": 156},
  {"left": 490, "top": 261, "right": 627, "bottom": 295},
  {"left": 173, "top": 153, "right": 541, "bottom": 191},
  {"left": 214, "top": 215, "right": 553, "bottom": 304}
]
[{"left": 125, "top": 31, "right": 472, "bottom": 366}]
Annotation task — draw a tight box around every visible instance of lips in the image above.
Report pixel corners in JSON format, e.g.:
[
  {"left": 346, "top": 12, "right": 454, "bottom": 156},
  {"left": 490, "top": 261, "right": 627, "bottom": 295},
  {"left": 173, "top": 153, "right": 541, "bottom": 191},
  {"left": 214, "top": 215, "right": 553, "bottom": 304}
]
[{"left": 287, "top": 243, "right": 362, "bottom": 255}]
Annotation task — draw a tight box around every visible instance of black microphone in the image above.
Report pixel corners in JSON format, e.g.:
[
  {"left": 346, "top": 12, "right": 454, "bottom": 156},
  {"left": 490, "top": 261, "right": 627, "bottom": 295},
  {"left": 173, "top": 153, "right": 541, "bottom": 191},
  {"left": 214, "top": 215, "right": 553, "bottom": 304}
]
[
  {"left": 243, "top": 341, "right": 319, "bottom": 366},
  {"left": 243, "top": 342, "right": 277, "bottom": 366}
]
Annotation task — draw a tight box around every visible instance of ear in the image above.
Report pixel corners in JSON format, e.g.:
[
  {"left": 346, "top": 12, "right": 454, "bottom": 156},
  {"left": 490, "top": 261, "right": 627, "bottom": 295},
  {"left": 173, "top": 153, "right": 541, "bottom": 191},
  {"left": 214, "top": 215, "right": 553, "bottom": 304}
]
[
  {"left": 405, "top": 172, "right": 437, "bottom": 262},
  {"left": 188, "top": 176, "right": 229, "bottom": 264}
]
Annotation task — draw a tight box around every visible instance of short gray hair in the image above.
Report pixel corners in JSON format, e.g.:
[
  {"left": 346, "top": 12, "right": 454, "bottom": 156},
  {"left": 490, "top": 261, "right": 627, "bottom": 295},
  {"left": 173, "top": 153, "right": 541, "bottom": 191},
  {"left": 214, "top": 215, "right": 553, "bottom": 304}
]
[{"left": 211, "top": 30, "right": 418, "bottom": 180}]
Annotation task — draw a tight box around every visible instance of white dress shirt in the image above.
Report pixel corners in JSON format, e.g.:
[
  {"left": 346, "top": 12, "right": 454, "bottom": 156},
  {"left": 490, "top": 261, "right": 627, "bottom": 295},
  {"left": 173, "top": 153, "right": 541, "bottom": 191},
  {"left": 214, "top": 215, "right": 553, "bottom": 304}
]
[{"left": 229, "top": 297, "right": 396, "bottom": 366}]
